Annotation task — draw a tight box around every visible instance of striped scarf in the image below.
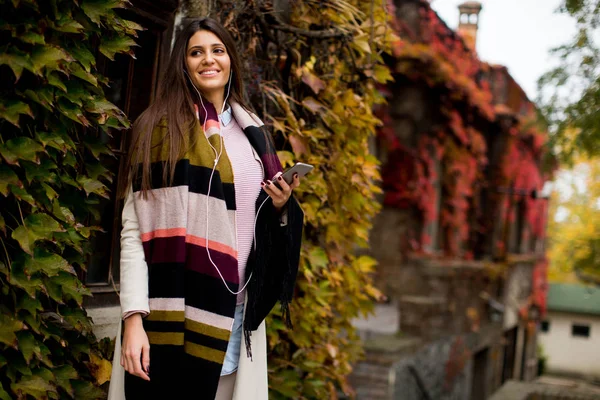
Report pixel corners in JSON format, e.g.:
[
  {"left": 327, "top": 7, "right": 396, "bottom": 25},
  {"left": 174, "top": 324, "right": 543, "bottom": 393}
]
[{"left": 124, "top": 101, "right": 303, "bottom": 399}]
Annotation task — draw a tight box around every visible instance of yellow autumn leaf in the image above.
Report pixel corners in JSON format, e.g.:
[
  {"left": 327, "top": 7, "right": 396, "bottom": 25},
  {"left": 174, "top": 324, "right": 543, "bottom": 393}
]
[{"left": 88, "top": 352, "right": 112, "bottom": 386}]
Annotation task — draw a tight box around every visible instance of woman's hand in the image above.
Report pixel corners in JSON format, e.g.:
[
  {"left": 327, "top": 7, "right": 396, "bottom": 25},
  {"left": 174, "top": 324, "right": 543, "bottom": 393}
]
[
  {"left": 121, "top": 314, "right": 151, "bottom": 381},
  {"left": 262, "top": 172, "right": 300, "bottom": 211}
]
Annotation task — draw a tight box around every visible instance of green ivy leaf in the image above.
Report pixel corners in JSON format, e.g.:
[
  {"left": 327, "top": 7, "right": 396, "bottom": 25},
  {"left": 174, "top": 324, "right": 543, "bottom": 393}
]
[
  {"left": 38, "top": 342, "right": 53, "bottom": 368},
  {"left": 0, "top": 313, "right": 25, "bottom": 348},
  {"left": 31, "top": 45, "right": 73, "bottom": 75},
  {"left": 8, "top": 260, "right": 44, "bottom": 298},
  {"left": 17, "top": 30, "right": 46, "bottom": 45},
  {"left": 12, "top": 226, "right": 35, "bottom": 255},
  {"left": 47, "top": 72, "right": 67, "bottom": 92},
  {"left": 53, "top": 364, "right": 78, "bottom": 397},
  {"left": 45, "top": 273, "right": 90, "bottom": 306},
  {"left": 28, "top": 213, "right": 62, "bottom": 235},
  {"left": 6, "top": 354, "right": 32, "bottom": 382},
  {"left": 114, "top": 17, "right": 144, "bottom": 36},
  {"left": 22, "top": 313, "right": 42, "bottom": 335},
  {"left": 51, "top": 19, "right": 85, "bottom": 34},
  {"left": 0, "top": 100, "right": 33, "bottom": 127},
  {"left": 77, "top": 176, "right": 108, "bottom": 198},
  {"left": 11, "top": 373, "right": 57, "bottom": 399},
  {"left": 276, "top": 150, "right": 295, "bottom": 168},
  {"left": 8, "top": 185, "right": 37, "bottom": 206},
  {"left": 41, "top": 183, "right": 59, "bottom": 200},
  {"left": 0, "top": 165, "right": 21, "bottom": 196},
  {"left": 22, "top": 159, "right": 57, "bottom": 183},
  {"left": 68, "top": 46, "right": 95, "bottom": 72},
  {"left": 0, "top": 382, "right": 11, "bottom": 400},
  {"left": 70, "top": 62, "right": 98, "bottom": 87},
  {"left": 373, "top": 64, "right": 393, "bottom": 83},
  {"left": 86, "top": 162, "right": 112, "bottom": 182},
  {"left": 0, "top": 353, "right": 7, "bottom": 369},
  {"left": 71, "top": 380, "right": 105, "bottom": 400},
  {"left": 84, "top": 137, "right": 112, "bottom": 160},
  {"left": 0, "top": 49, "right": 34, "bottom": 81},
  {"left": 24, "top": 89, "right": 53, "bottom": 112},
  {"left": 16, "top": 331, "right": 42, "bottom": 365},
  {"left": 52, "top": 201, "right": 76, "bottom": 225},
  {"left": 43, "top": 276, "right": 64, "bottom": 305},
  {"left": 16, "top": 295, "right": 43, "bottom": 316},
  {"left": 2, "top": 137, "right": 44, "bottom": 163},
  {"left": 24, "top": 250, "right": 76, "bottom": 277},
  {"left": 353, "top": 255, "right": 378, "bottom": 273},
  {"left": 81, "top": 0, "right": 121, "bottom": 24},
  {"left": 57, "top": 99, "right": 90, "bottom": 126},
  {"left": 307, "top": 247, "right": 329, "bottom": 271},
  {"left": 37, "top": 131, "right": 73, "bottom": 152},
  {"left": 99, "top": 35, "right": 138, "bottom": 61},
  {"left": 59, "top": 273, "right": 91, "bottom": 305},
  {"left": 12, "top": 213, "right": 62, "bottom": 254}
]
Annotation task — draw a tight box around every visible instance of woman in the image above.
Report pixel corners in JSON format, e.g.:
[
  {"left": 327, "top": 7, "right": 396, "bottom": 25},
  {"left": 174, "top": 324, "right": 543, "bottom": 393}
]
[{"left": 108, "top": 17, "right": 304, "bottom": 400}]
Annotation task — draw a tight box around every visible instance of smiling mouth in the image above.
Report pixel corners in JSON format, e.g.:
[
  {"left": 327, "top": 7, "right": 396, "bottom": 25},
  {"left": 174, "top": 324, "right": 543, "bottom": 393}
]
[{"left": 199, "top": 70, "right": 220, "bottom": 76}]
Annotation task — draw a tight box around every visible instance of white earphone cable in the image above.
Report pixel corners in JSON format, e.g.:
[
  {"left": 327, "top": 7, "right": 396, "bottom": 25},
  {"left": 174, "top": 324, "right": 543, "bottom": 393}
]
[{"left": 186, "top": 69, "right": 256, "bottom": 296}]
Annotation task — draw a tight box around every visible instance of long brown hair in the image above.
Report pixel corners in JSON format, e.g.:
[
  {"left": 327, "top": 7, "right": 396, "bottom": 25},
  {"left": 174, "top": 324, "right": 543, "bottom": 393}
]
[{"left": 120, "top": 17, "right": 251, "bottom": 198}]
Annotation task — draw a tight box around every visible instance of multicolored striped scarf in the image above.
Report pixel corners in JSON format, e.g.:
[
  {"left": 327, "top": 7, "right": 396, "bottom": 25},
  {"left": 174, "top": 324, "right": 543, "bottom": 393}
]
[{"left": 124, "top": 100, "right": 303, "bottom": 399}]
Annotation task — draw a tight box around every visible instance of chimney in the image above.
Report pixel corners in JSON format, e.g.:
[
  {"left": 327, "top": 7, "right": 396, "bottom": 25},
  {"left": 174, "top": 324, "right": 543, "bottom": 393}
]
[{"left": 458, "top": 1, "right": 482, "bottom": 52}]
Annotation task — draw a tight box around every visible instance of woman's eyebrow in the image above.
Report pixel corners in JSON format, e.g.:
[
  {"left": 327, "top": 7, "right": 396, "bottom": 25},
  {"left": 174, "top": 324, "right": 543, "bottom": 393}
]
[{"left": 188, "top": 43, "right": 225, "bottom": 50}]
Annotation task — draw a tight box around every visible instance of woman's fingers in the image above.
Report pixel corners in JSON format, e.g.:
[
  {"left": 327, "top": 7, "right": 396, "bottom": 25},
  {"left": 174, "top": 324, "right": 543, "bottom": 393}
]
[
  {"left": 290, "top": 174, "right": 300, "bottom": 190},
  {"left": 122, "top": 317, "right": 151, "bottom": 381},
  {"left": 141, "top": 343, "right": 151, "bottom": 376},
  {"left": 262, "top": 173, "right": 301, "bottom": 209},
  {"left": 275, "top": 175, "right": 292, "bottom": 194},
  {"left": 131, "top": 352, "right": 150, "bottom": 381}
]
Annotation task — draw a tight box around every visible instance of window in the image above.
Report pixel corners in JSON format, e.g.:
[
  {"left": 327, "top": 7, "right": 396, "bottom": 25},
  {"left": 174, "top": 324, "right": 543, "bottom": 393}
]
[
  {"left": 572, "top": 324, "right": 590, "bottom": 338},
  {"left": 540, "top": 320, "right": 550, "bottom": 333}
]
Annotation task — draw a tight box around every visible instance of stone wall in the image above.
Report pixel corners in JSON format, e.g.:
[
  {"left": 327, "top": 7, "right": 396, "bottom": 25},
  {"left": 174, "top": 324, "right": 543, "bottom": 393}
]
[
  {"left": 489, "top": 380, "right": 600, "bottom": 400},
  {"left": 349, "top": 323, "right": 505, "bottom": 399},
  {"left": 391, "top": 323, "right": 503, "bottom": 400}
]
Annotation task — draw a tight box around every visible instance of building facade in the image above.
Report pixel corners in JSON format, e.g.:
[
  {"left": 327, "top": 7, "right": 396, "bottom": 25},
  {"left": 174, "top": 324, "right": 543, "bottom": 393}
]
[
  {"left": 539, "top": 283, "right": 600, "bottom": 380},
  {"left": 350, "top": 1, "right": 551, "bottom": 398}
]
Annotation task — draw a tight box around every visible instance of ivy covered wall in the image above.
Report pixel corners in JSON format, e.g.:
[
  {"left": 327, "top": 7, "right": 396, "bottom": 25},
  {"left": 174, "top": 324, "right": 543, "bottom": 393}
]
[{"left": 0, "top": 1, "right": 139, "bottom": 398}]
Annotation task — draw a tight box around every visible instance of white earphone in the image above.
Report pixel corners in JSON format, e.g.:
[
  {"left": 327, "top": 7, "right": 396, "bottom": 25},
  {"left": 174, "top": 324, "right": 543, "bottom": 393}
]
[{"left": 185, "top": 69, "right": 256, "bottom": 296}]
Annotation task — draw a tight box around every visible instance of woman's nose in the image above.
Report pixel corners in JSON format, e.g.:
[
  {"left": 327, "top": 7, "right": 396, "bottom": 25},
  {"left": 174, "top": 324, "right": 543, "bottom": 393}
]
[{"left": 203, "top": 53, "right": 214, "bottom": 64}]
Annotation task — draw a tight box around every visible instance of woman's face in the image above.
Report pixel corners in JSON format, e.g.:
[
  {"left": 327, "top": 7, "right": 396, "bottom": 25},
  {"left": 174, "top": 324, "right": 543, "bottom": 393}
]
[{"left": 185, "top": 30, "right": 231, "bottom": 99}]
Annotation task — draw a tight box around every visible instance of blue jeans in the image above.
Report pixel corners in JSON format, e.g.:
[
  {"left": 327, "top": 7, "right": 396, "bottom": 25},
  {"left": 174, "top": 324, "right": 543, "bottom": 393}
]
[{"left": 221, "top": 304, "right": 244, "bottom": 376}]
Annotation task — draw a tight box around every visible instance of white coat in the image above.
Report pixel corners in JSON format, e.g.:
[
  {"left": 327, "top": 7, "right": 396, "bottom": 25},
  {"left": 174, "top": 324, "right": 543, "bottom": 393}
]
[{"left": 106, "top": 189, "right": 268, "bottom": 400}]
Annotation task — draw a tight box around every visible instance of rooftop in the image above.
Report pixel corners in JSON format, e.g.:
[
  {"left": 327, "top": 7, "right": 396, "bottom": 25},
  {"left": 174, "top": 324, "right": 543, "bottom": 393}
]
[{"left": 547, "top": 283, "right": 600, "bottom": 316}]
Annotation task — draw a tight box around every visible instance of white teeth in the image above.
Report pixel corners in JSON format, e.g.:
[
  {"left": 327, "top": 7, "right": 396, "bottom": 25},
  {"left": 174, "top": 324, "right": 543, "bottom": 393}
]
[{"left": 200, "top": 70, "right": 218, "bottom": 76}]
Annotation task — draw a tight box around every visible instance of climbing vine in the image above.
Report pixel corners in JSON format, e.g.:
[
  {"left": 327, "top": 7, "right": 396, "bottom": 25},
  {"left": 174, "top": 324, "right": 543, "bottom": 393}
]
[
  {"left": 379, "top": 0, "right": 551, "bottom": 260},
  {"left": 0, "top": 0, "right": 137, "bottom": 397}
]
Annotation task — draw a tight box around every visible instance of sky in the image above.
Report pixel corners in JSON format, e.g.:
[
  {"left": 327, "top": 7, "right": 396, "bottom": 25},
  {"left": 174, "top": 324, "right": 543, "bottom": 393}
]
[{"left": 430, "top": 0, "right": 577, "bottom": 101}]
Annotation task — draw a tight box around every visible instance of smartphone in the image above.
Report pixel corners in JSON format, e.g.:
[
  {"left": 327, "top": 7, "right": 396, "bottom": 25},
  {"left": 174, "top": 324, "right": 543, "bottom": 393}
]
[{"left": 274, "top": 162, "right": 314, "bottom": 188}]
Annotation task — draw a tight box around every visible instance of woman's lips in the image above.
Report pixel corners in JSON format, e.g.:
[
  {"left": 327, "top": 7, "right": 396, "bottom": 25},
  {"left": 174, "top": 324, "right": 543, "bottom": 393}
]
[{"left": 199, "top": 70, "right": 220, "bottom": 77}]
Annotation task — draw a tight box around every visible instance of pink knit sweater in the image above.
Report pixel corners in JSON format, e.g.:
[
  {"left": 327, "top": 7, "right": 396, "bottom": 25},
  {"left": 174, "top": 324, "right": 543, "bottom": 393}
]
[{"left": 221, "top": 116, "right": 263, "bottom": 304}]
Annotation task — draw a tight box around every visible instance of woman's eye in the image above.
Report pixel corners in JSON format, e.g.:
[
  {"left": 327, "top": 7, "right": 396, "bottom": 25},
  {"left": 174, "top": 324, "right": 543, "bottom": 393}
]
[{"left": 214, "top": 48, "right": 225, "bottom": 54}]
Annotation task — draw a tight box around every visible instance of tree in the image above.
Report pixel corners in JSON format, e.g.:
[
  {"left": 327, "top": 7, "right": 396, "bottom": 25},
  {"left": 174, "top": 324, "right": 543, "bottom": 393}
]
[
  {"left": 537, "top": 0, "right": 600, "bottom": 162},
  {"left": 547, "top": 157, "right": 600, "bottom": 285}
]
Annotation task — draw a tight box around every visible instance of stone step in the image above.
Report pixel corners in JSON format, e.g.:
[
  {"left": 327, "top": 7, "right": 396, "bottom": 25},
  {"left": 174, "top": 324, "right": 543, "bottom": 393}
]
[{"left": 352, "top": 303, "right": 400, "bottom": 339}]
